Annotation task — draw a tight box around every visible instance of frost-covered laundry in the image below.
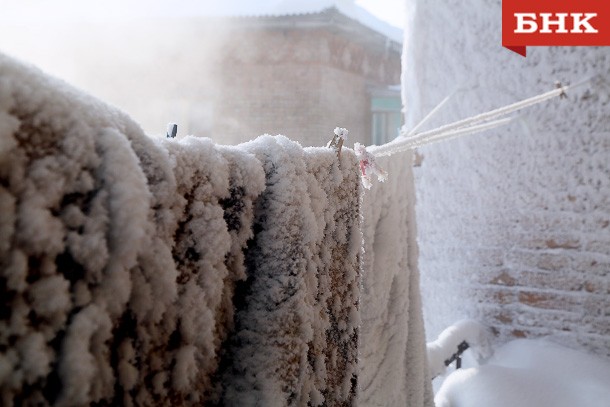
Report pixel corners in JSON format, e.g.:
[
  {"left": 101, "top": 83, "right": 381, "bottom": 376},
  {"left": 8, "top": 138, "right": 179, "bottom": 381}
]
[
  {"left": 358, "top": 151, "right": 434, "bottom": 407},
  {"left": 0, "top": 53, "right": 363, "bottom": 406},
  {"left": 0, "top": 51, "right": 432, "bottom": 406},
  {"left": 221, "top": 137, "right": 361, "bottom": 406},
  {"left": 0, "top": 51, "right": 266, "bottom": 405}
]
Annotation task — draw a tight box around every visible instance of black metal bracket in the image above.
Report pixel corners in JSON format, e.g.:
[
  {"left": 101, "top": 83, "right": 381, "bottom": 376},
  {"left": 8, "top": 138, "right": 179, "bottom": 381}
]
[
  {"left": 444, "top": 340, "right": 470, "bottom": 370},
  {"left": 167, "top": 123, "right": 177, "bottom": 139}
]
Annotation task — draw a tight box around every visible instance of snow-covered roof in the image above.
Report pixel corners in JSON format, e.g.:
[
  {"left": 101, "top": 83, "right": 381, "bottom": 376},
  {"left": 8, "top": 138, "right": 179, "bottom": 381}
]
[
  {"left": 1, "top": 0, "right": 402, "bottom": 44},
  {"left": 220, "top": 0, "right": 403, "bottom": 43}
]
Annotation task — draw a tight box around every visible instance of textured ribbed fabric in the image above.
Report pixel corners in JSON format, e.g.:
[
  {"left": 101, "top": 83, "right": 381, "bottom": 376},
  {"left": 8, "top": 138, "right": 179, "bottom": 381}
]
[
  {"left": 0, "top": 53, "right": 365, "bottom": 406},
  {"left": 359, "top": 152, "right": 434, "bottom": 407}
]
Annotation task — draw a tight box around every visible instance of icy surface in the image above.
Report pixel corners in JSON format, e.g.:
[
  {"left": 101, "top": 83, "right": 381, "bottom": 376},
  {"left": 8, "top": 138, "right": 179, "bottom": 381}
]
[{"left": 435, "top": 338, "right": 610, "bottom": 407}]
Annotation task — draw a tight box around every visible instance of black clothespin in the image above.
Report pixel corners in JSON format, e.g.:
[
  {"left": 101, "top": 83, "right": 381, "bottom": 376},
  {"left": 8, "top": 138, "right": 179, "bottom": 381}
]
[{"left": 167, "top": 123, "right": 178, "bottom": 139}]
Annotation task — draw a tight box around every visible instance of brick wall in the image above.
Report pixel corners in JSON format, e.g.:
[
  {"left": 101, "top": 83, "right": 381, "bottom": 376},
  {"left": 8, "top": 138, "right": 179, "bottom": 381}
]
[
  {"left": 0, "top": 16, "right": 400, "bottom": 147},
  {"left": 211, "top": 24, "right": 401, "bottom": 147},
  {"left": 403, "top": 0, "right": 610, "bottom": 357}
]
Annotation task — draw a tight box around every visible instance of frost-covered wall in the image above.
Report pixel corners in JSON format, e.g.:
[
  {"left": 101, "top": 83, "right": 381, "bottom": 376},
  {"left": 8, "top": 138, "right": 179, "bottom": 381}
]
[
  {"left": 404, "top": 0, "right": 610, "bottom": 356},
  {"left": 0, "top": 53, "right": 362, "bottom": 406}
]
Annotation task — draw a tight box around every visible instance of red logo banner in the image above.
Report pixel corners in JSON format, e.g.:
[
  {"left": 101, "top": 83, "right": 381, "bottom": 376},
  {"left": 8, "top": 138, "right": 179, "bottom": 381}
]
[{"left": 502, "top": 0, "right": 610, "bottom": 56}]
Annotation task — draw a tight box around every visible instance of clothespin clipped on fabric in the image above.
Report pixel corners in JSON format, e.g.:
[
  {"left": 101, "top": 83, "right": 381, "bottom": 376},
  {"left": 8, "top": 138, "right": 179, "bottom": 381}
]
[
  {"left": 167, "top": 123, "right": 178, "bottom": 139},
  {"left": 327, "top": 127, "right": 348, "bottom": 158}
]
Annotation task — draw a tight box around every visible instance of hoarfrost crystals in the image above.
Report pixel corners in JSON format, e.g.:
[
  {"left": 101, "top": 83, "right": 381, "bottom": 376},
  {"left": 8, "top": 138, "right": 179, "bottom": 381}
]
[
  {"left": 354, "top": 142, "right": 388, "bottom": 189},
  {"left": 333, "top": 127, "right": 348, "bottom": 140},
  {"left": 0, "top": 51, "right": 432, "bottom": 406}
]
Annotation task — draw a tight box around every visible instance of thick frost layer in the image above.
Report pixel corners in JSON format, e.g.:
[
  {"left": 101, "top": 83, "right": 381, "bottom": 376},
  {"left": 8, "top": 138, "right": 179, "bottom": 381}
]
[
  {"left": 404, "top": 0, "right": 610, "bottom": 357},
  {"left": 0, "top": 53, "right": 375, "bottom": 406},
  {"left": 358, "top": 150, "right": 434, "bottom": 407},
  {"left": 221, "top": 136, "right": 361, "bottom": 406}
]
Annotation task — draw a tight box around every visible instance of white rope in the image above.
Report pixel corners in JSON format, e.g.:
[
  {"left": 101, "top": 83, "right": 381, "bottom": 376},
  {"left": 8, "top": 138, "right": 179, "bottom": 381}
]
[
  {"left": 406, "top": 92, "right": 455, "bottom": 137},
  {"left": 371, "top": 83, "right": 576, "bottom": 157},
  {"left": 375, "top": 117, "right": 513, "bottom": 156},
  {"left": 354, "top": 78, "right": 593, "bottom": 188}
]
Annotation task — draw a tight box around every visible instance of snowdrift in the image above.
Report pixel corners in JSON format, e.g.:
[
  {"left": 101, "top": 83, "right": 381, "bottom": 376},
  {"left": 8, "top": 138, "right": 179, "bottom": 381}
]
[
  {"left": 435, "top": 338, "right": 610, "bottom": 407},
  {"left": 0, "top": 53, "right": 432, "bottom": 406}
]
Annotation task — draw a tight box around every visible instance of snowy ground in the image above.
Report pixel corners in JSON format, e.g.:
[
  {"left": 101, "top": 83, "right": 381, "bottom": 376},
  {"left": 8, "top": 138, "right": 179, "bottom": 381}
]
[{"left": 434, "top": 338, "right": 610, "bottom": 407}]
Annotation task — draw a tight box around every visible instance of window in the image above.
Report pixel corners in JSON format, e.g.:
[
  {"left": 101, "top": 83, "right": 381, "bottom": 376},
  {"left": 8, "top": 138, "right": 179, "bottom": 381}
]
[{"left": 371, "top": 87, "right": 402, "bottom": 146}]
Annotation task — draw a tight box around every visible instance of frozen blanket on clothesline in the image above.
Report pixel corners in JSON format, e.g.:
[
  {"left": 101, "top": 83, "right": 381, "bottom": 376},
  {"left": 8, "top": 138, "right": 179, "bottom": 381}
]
[
  {"left": 0, "top": 52, "right": 432, "bottom": 406},
  {"left": 359, "top": 153, "right": 434, "bottom": 407}
]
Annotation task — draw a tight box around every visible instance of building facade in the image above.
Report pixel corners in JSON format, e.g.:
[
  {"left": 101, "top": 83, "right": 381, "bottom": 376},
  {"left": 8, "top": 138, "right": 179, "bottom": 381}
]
[
  {"left": 194, "top": 8, "right": 403, "bottom": 147},
  {"left": 0, "top": 5, "right": 402, "bottom": 148}
]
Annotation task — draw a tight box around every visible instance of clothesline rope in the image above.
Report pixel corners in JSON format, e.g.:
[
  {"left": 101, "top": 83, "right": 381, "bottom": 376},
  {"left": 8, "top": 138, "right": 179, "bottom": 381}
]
[
  {"left": 405, "top": 92, "right": 455, "bottom": 137},
  {"left": 400, "top": 117, "right": 514, "bottom": 150},
  {"left": 372, "top": 79, "right": 590, "bottom": 157},
  {"left": 350, "top": 79, "right": 592, "bottom": 189}
]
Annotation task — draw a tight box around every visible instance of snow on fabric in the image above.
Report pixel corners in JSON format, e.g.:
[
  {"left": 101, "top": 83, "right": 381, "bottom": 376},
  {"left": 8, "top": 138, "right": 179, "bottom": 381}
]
[
  {"left": 435, "top": 338, "right": 610, "bottom": 407},
  {"left": 358, "top": 151, "right": 434, "bottom": 407},
  {"left": 0, "top": 51, "right": 266, "bottom": 405},
  {"left": 221, "top": 137, "right": 361, "bottom": 406},
  {"left": 1, "top": 52, "right": 438, "bottom": 406},
  {"left": 354, "top": 143, "right": 388, "bottom": 190}
]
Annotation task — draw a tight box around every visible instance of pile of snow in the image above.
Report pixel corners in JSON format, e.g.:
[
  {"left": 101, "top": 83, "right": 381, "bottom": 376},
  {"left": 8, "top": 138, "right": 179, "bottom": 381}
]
[
  {"left": 427, "top": 320, "right": 494, "bottom": 379},
  {"left": 435, "top": 338, "right": 610, "bottom": 407},
  {"left": 0, "top": 51, "right": 432, "bottom": 405}
]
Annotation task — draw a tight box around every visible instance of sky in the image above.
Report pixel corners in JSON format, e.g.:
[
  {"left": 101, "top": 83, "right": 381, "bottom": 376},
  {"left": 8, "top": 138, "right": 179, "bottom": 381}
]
[
  {"left": 356, "top": 0, "right": 405, "bottom": 29},
  {"left": 0, "top": 0, "right": 405, "bottom": 29}
]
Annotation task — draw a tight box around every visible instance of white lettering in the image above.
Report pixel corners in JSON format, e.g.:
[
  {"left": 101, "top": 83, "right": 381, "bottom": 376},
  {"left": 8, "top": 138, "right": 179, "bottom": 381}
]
[
  {"left": 540, "top": 13, "right": 569, "bottom": 33},
  {"left": 514, "top": 13, "right": 538, "bottom": 33},
  {"left": 514, "top": 12, "right": 599, "bottom": 35},
  {"left": 571, "top": 13, "right": 598, "bottom": 33}
]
